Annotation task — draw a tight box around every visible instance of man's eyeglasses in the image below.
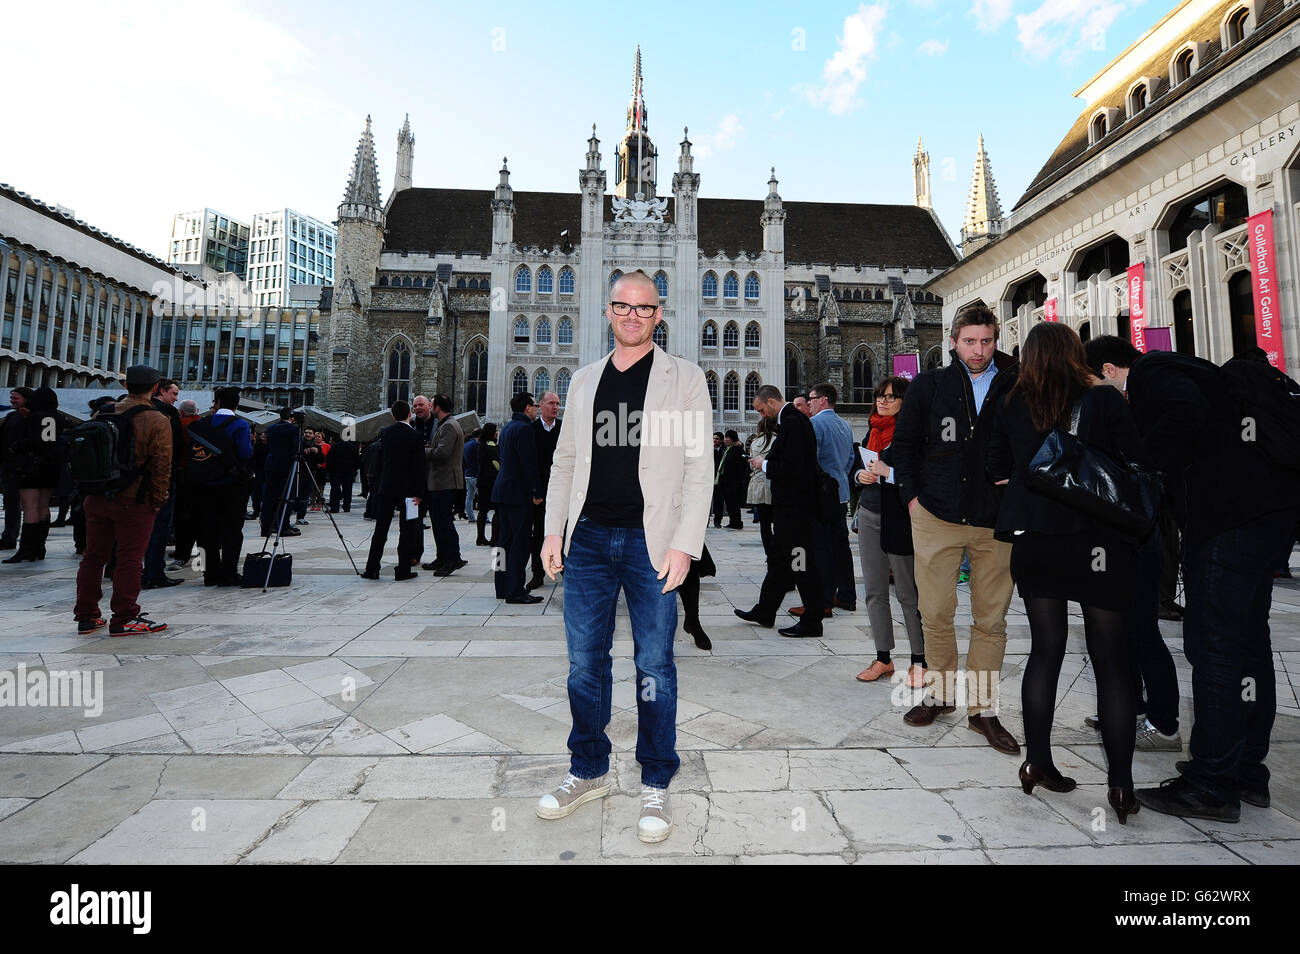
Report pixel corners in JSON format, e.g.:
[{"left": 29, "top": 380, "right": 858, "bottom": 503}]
[
  {"left": 609, "top": 301, "right": 658, "bottom": 318},
  {"left": 875, "top": 393, "right": 898, "bottom": 403}
]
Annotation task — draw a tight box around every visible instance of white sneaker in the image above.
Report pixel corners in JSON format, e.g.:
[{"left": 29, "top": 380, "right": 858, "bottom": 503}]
[
  {"left": 637, "top": 785, "right": 673, "bottom": 843},
  {"left": 166, "top": 559, "right": 186, "bottom": 572},
  {"left": 536, "top": 772, "right": 611, "bottom": 820}
]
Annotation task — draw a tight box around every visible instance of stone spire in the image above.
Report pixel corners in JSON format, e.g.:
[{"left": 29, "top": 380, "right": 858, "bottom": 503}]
[
  {"left": 961, "top": 133, "right": 1004, "bottom": 254},
  {"left": 341, "top": 115, "right": 382, "bottom": 213},
  {"left": 616, "top": 46, "right": 656, "bottom": 199},
  {"left": 492, "top": 157, "right": 515, "bottom": 249},
  {"left": 913, "top": 136, "right": 931, "bottom": 210},
  {"left": 677, "top": 126, "right": 694, "bottom": 175},
  {"left": 585, "top": 124, "right": 602, "bottom": 173},
  {"left": 762, "top": 167, "right": 786, "bottom": 255},
  {"left": 393, "top": 113, "right": 414, "bottom": 195}
]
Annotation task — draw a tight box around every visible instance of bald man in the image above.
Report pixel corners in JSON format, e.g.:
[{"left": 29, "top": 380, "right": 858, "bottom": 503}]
[{"left": 528, "top": 390, "right": 563, "bottom": 590}]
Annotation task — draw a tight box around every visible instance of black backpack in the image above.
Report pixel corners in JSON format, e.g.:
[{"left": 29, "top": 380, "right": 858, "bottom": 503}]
[
  {"left": 66, "top": 404, "right": 159, "bottom": 499},
  {"left": 186, "top": 415, "right": 250, "bottom": 486},
  {"left": 1221, "top": 355, "right": 1300, "bottom": 472}
]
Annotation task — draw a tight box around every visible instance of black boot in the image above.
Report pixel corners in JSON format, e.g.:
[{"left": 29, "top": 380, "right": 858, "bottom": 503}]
[
  {"left": 1, "top": 523, "right": 37, "bottom": 563},
  {"left": 683, "top": 618, "right": 712, "bottom": 651},
  {"left": 31, "top": 519, "right": 49, "bottom": 560}
]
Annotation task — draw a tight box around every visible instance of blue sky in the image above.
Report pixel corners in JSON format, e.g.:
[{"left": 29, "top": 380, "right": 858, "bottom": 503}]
[{"left": 4, "top": 0, "right": 1160, "bottom": 259}]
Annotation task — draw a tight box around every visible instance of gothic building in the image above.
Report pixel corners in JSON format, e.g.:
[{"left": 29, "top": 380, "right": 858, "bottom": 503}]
[{"left": 319, "top": 51, "right": 958, "bottom": 428}]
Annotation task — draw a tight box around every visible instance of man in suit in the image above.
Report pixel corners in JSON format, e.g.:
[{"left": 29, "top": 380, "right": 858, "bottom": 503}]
[
  {"left": 361, "top": 400, "right": 426, "bottom": 581},
  {"left": 261, "top": 408, "right": 302, "bottom": 538},
  {"left": 326, "top": 433, "right": 360, "bottom": 513},
  {"left": 493, "top": 391, "right": 542, "bottom": 602},
  {"left": 422, "top": 393, "right": 467, "bottom": 576},
  {"left": 735, "top": 385, "right": 826, "bottom": 638},
  {"left": 528, "top": 390, "right": 562, "bottom": 590},
  {"left": 709, "top": 432, "right": 725, "bottom": 527},
  {"left": 797, "top": 382, "right": 857, "bottom": 616},
  {"left": 536, "top": 270, "right": 712, "bottom": 844},
  {"left": 718, "top": 430, "right": 748, "bottom": 529}
]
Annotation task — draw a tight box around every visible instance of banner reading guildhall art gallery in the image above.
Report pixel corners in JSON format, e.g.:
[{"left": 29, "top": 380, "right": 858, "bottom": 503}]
[{"left": 1248, "top": 209, "right": 1287, "bottom": 372}]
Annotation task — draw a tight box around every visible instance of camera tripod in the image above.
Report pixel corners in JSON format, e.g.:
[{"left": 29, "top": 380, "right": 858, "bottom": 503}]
[{"left": 260, "top": 451, "right": 361, "bottom": 591}]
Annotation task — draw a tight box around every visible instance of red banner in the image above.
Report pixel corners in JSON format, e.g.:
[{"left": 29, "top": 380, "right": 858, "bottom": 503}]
[
  {"left": 1044, "top": 298, "right": 1057, "bottom": 322},
  {"left": 1126, "top": 263, "right": 1147, "bottom": 352},
  {"left": 1247, "top": 210, "right": 1287, "bottom": 371}
]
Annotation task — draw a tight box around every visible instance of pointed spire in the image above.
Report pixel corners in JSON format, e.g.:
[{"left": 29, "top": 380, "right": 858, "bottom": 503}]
[
  {"left": 913, "top": 136, "right": 931, "bottom": 210},
  {"left": 585, "top": 124, "right": 602, "bottom": 172},
  {"left": 677, "top": 126, "right": 693, "bottom": 174},
  {"left": 342, "top": 114, "right": 382, "bottom": 209},
  {"left": 393, "top": 113, "right": 415, "bottom": 195},
  {"left": 626, "top": 45, "right": 647, "bottom": 135},
  {"left": 764, "top": 166, "right": 783, "bottom": 215},
  {"left": 961, "top": 134, "right": 1004, "bottom": 252}
]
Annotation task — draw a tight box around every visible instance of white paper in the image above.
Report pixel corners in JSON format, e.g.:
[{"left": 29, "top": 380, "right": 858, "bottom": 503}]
[
  {"left": 405, "top": 498, "right": 420, "bottom": 520},
  {"left": 858, "top": 446, "right": 893, "bottom": 484}
]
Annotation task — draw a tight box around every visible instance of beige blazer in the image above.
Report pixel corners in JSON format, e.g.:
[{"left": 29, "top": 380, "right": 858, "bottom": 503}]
[{"left": 544, "top": 345, "right": 713, "bottom": 573}]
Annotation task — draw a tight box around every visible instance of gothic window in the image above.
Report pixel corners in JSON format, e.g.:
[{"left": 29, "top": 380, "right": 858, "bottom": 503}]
[
  {"left": 515, "top": 267, "right": 532, "bottom": 294},
  {"left": 558, "top": 266, "right": 576, "bottom": 295},
  {"left": 744, "top": 272, "right": 760, "bottom": 300},
  {"left": 653, "top": 271, "right": 668, "bottom": 298},
  {"left": 384, "top": 338, "right": 412, "bottom": 407},
  {"left": 653, "top": 322, "right": 668, "bottom": 350},
  {"left": 1225, "top": 6, "right": 1249, "bottom": 47},
  {"left": 701, "top": 321, "right": 718, "bottom": 348},
  {"left": 851, "top": 350, "right": 873, "bottom": 403},
  {"left": 785, "top": 344, "right": 802, "bottom": 399},
  {"left": 1090, "top": 112, "right": 1108, "bottom": 142},
  {"left": 744, "top": 322, "right": 760, "bottom": 349},
  {"left": 537, "top": 266, "right": 554, "bottom": 294},
  {"left": 557, "top": 317, "right": 574, "bottom": 345},
  {"left": 744, "top": 372, "right": 761, "bottom": 407},
  {"left": 402, "top": 276, "right": 412, "bottom": 287},
  {"left": 723, "top": 372, "right": 739, "bottom": 411},
  {"left": 706, "top": 371, "right": 719, "bottom": 411},
  {"left": 536, "top": 317, "right": 552, "bottom": 345},
  {"left": 723, "top": 272, "right": 739, "bottom": 299},
  {"left": 534, "top": 367, "right": 550, "bottom": 395},
  {"left": 513, "top": 317, "right": 529, "bottom": 344},
  {"left": 609, "top": 269, "right": 623, "bottom": 289},
  {"left": 413, "top": 277, "right": 423, "bottom": 288},
  {"left": 1172, "top": 47, "right": 1194, "bottom": 85},
  {"left": 378, "top": 276, "right": 388, "bottom": 286},
  {"left": 723, "top": 321, "right": 739, "bottom": 349},
  {"left": 702, "top": 271, "right": 718, "bottom": 299},
  {"left": 1128, "top": 82, "right": 1148, "bottom": 116},
  {"left": 511, "top": 367, "right": 528, "bottom": 396},
  {"left": 923, "top": 345, "right": 942, "bottom": 371},
  {"left": 555, "top": 368, "right": 571, "bottom": 407},
  {"left": 456, "top": 277, "right": 466, "bottom": 288}
]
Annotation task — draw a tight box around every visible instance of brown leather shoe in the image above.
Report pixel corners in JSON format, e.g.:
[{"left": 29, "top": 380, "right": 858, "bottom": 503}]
[
  {"left": 788, "top": 606, "right": 833, "bottom": 619},
  {"left": 968, "top": 714, "right": 1021, "bottom": 755},
  {"left": 903, "top": 700, "right": 956, "bottom": 726}
]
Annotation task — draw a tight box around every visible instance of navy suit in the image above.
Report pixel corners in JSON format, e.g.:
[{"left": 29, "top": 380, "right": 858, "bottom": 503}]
[
  {"left": 365, "top": 421, "right": 426, "bottom": 578},
  {"left": 261, "top": 419, "right": 301, "bottom": 537},
  {"left": 492, "top": 412, "right": 540, "bottom": 598}
]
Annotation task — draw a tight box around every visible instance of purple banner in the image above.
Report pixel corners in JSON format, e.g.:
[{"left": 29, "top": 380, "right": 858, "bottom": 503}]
[
  {"left": 1144, "top": 326, "right": 1172, "bottom": 352},
  {"left": 892, "top": 353, "right": 920, "bottom": 380}
]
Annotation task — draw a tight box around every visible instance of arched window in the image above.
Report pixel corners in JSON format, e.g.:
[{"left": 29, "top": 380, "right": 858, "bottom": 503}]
[
  {"left": 653, "top": 271, "right": 668, "bottom": 298},
  {"left": 723, "top": 372, "right": 739, "bottom": 411},
  {"left": 1128, "top": 82, "right": 1148, "bottom": 116},
  {"left": 702, "top": 271, "right": 718, "bottom": 298},
  {"left": 1225, "top": 6, "right": 1249, "bottom": 47},
  {"left": 723, "top": 272, "right": 739, "bottom": 299},
  {"left": 609, "top": 269, "right": 623, "bottom": 289},
  {"left": 558, "top": 266, "right": 575, "bottom": 295},
  {"left": 701, "top": 321, "right": 718, "bottom": 348},
  {"left": 723, "top": 321, "right": 739, "bottom": 348},
  {"left": 385, "top": 338, "right": 412, "bottom": 407},
  {"left": 653, "top": 322, "right": 668, "bottom": 350},
  {"left": 1173, "top": 291, "right": 1194, "bottom": 355},
  {"left": 851, "top": 349, "right": 873, "bottom": 404},
  {"left": 923, "top": 345, "right": 943, "bottom": 370},
  {"left": 536, "top": 316, "right": 552, "bottom": 345},
  {"left": 705, "top": 371, "right": 719, "bottom": 412},
  {"left": 607, "top": 325, "right": 615, "bottom": 353},
  {"left": 413, "top": 276, "right": 423, "bottom": 288},
  {"left": 557, "top": 317, "right": 574, "bottom": 345},
  {"left": 402, "top": 276, "right": 412, "bottom": 287},
  {"left": 378, "top": 275, "right": 388, "bottom": 286},
  {"left": 744, "top": 322, "right": 760, "bottom": 349},
  {"left": 744, "top": 372, "right": 761, "bottom": 407},
  {"left": 515, "top": 267, "right": 531, "bottom": 293},
  {"left": 1167, "top": 181, "right": 1248, "bottom": 252},
  {"left": 555, "top": 368, "right": 571, "bottom": 407},
  {"left": 511, "top": 367, "right": 528, "bottom": 396},
  {"left": 1090, "top": 112, "right": 1108, "bottom": 142},
  {"left": 1172, "top": 47, "right": 1195, "bottom": 85},
  {"left": 534, "top": 367, "right": 550, "bottom": 395},
  {"left": 456, "top": 277, "right": 466, "bottom": 288},
  {"left": 744, "top": 272, "right": 760, "bottom": 300},
  {"left": 786, "top": 345, "right": 802, "bottom": 399},
  {"left": 513, "top": 316, "right": 530, "bottom": 344},
  {"left": 537, "top": 266, "right": 553, "bottom": 294}
]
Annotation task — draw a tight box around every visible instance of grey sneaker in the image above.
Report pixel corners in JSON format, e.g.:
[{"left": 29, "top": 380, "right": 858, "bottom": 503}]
[
  {"left": 536, "top": 772, "right": 611, "bottom": 820},
  {"left": 637, "top": 785, "right": 673, "bottom": 843},
  {"left": 1085, "top": 713, "right": 1147, "bottom": 731},
  {"left": 1135, "top": 718, "right": 1182, "bottom": 751}
]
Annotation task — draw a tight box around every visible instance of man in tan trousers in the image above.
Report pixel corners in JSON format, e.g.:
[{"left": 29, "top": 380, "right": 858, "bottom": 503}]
[{"left": 889, "top": 305, "right": 1022, "bottom": 754}]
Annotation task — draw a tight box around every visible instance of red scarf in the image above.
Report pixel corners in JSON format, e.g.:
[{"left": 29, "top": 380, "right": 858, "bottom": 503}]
[{"left": 866, "top": 412, "right": 896, "bottom": 453}]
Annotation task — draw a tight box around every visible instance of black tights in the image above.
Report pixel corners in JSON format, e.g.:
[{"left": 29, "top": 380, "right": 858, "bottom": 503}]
[
  {"left": 1021, "top": 597, "right": 1135, "bottom": 788},
  {"left": 678, "top": 572, "right": 701, "bottom": 628}
]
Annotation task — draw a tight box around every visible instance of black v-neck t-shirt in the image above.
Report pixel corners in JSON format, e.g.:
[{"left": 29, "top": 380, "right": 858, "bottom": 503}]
[{"left": 582, "top": 349, "right": 654, "bottom": 527}]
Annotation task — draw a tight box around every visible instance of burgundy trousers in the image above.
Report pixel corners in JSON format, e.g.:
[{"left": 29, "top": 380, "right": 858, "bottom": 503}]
[{"left": 75, "top": 495, "right": 157, "bottom": 627}]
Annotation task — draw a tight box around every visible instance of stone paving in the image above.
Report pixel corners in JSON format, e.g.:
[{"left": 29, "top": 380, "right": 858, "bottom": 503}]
[{"left": 0, "top": 508, "right": 1297, "bottom": 864}]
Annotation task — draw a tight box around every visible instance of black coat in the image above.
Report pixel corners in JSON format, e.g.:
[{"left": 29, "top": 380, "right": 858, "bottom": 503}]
[
  {"left": 493, "top": 413, "right": 540, "bottom": 506},
  {"left": 763, "top": 403, "right": 819, "bottom": 510},
  {"left": 892, "top": 349, "right": 1019, "bottom": 528},
  {"left": 264, "top": 420, "right": 299, "bottom": 473},
  {"left": 534, "top": 418, "right": 561, "bottom": 498},
  {"left": 986, "top": 385, "right": 1146, "bottom": 539},
  {"left": 373, "top": 422, "right": 426, "bottom": 500},
  {"left": 326, "top": 440, "right": 360, "bottom": 474},
  {"left": 719, "top": 443, "right": 749, "bottom": 492},
  {"left": 478, "top": 439, "right": 499, "bottom": 492}
]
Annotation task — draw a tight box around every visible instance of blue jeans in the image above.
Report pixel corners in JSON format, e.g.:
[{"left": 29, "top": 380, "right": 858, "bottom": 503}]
[
  {"left": 142, "top": 482, "right": 175, "bottom": 583},
  {"left": 464, "top": 476, "right": 478, "bottom": 521},
  {"left": 1181, "top": 508, "right": 1297, "bottom": 803},
  {"left": 563, "top": 516, "right": 680, "bottom": 788}
]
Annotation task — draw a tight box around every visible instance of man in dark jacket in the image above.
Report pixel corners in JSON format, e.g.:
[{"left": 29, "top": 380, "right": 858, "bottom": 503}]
[
  {"left": 710, "top": 432, "right": 726, "bottom": 527},
  {"left": 141, "top": 379, "right": 185, "bottom": 589},
  {"left": 891, "top": 304, "right": 1021, "bottom": 754},
  {"left": 361, "top": 401, "right": 426, "bottom": 581},
  {"left": 326, "top": 435, "right": 360, "bottom": 513},
  {"left": 261, "top": 408, "right": 301, "bottom": 538},
  {"left": 528, "top": 391, "right": 562, "bottom": 590},
  {"left": 493, "top": 392, "right": 542, "bottom": 602},
  {"left": 1087, "top": 336, "right": 1300, "bottom": 822},
  {"left": 735, "top": 385, "right": 825, "bottom": 637},
  {"left": 0, "top": 387, "right": 34, "bottom": 549},
  {"left": 187, "top": 387, "right": 253, "bottom": 586},
  {"left": 718, "top": 430, "right": 749, "bottom": 530}
]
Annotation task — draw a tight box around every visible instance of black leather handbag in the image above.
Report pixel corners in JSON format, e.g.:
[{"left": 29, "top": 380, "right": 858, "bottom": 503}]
[
  {"left": 1027, "top": 400, "right": 1163, "bottom": 537},
  {"left": 241, "top": 551, "right": 292, "bottom": 588}
]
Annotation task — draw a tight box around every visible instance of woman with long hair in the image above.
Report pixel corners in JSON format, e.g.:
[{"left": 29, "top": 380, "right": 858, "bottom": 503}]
[
  {"left": 476, "top": 422, "right": 499, "bottom": 547},
  {"left": 852, "top": 376, "right": 925, "bottom": 685},
  {"left": 746, "top": 415, "right": 777, "bottom": 555},
  {"left": 987, "top": 322, "right": 1145, "bottom": 823},
  {"left": 3, "top": 387, "right": 63, "bottom": 564}
]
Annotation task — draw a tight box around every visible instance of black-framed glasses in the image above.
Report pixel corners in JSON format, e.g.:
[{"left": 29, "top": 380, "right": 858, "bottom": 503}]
[
  {"left": 609, "top": 301, "right": 658, "bottom": 318},
  {"left": 875, "top": 393, "right": 898, "bottom": 403}
]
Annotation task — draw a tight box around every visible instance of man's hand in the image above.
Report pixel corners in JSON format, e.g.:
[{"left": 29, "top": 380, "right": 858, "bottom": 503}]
[
  {"left": 540, "top": 534, "right": 564, "bottom": 580},
  {"left": 532, "top": 497, "right": 543, "bottom": 505},
  {"left": 657, "top": 548, "right": 692, "bottom": 594}
]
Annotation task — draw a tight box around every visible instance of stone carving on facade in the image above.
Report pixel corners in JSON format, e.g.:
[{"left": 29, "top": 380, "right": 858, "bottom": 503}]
[{"left": 611, "top": 192, "right": 669, "bottom": 224}]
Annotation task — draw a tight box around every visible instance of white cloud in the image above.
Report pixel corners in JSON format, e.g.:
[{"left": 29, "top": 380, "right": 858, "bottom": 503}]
[
  {"left": 806, "top": 2, "right": 890, "bottom": 116},
  {"left": 917, "top": 38, "right": 950, "bottom": 55},
  {"left": 1016, "top": 0, "right": 1138, "bottom": 62},
  {"left": 971, "top": 0, "right": 1015, "bottom": 31},
  {"left": 694, "top": 114, "right": 745, "bottom": 159}
]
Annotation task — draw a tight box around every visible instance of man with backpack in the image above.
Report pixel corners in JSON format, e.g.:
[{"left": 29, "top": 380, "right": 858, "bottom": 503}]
[
  {"left": 187, "top": 387, "right": 253, "bottom": 587},
  {"left": 1085, "top": 336, "right": 1300, "bottom": 823},
  {"left": 72, "top": 364, "right": 172, "bottom": 636}
]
